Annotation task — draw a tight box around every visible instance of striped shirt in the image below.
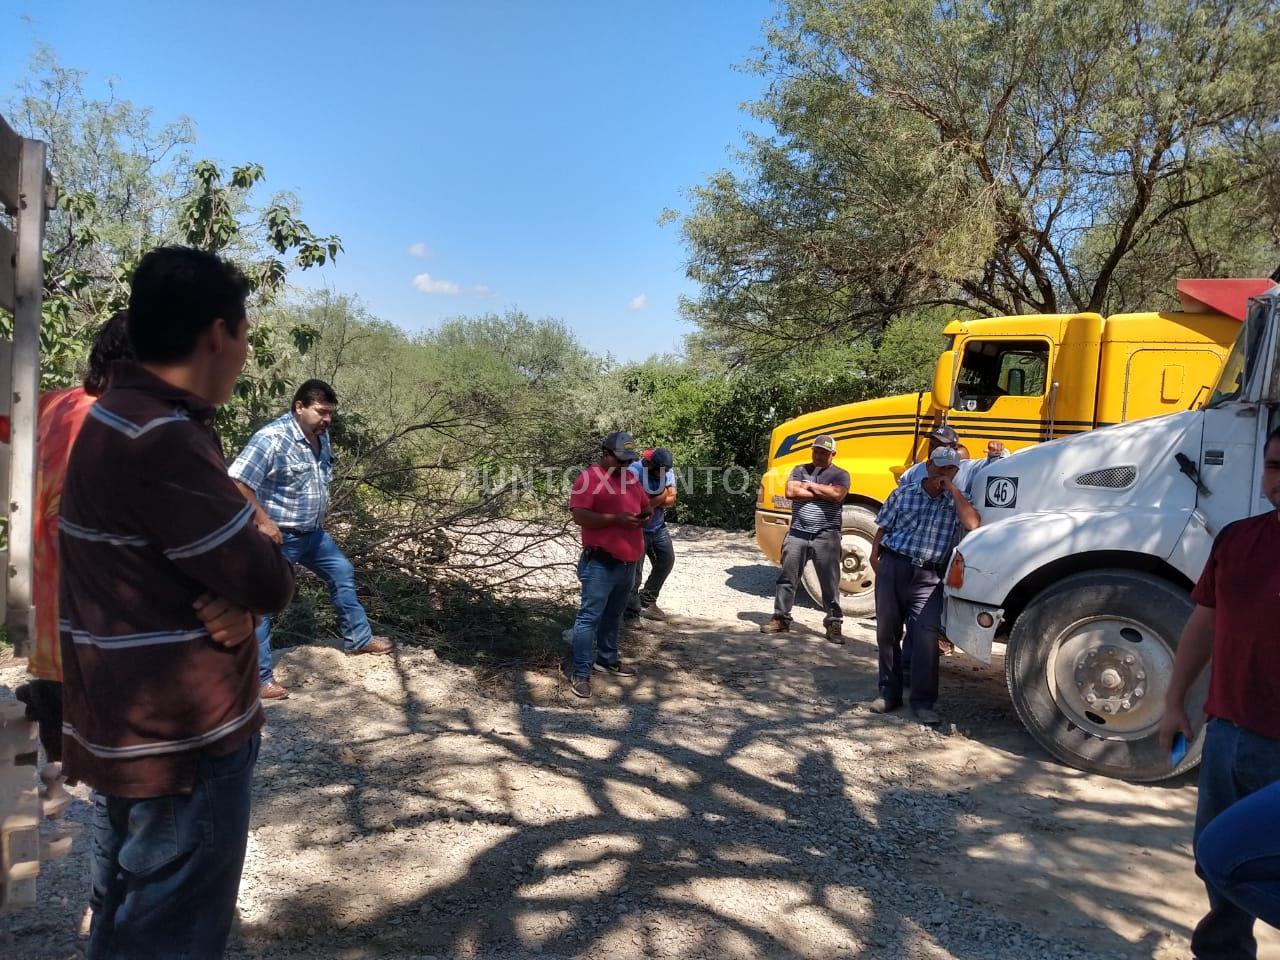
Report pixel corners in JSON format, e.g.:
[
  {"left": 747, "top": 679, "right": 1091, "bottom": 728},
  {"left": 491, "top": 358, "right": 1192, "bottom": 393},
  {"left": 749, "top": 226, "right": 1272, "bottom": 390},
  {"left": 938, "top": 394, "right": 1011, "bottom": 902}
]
[
  {"left": 876, "top": 480, "right": 964, "bottom": 565},
  {"left": 58, "top": 364, "right": 295, "bottom": 798},
  {"left": 788, "top": 463, "right": 851, "bottom": 534},
  {"left": 228, "top": 412, "right": 333, "bottom": 532}
]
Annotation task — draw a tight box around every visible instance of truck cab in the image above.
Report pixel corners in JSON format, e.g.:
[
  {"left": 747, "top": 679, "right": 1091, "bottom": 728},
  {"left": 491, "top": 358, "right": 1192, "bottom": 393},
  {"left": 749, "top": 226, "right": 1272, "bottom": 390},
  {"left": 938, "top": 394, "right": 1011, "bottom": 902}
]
[
  {"left": 942, "top": 285, "right": 1280, "bottom": 781},
  {"left": 755, "top": 288, "right": 1255, "bottom": 616}
]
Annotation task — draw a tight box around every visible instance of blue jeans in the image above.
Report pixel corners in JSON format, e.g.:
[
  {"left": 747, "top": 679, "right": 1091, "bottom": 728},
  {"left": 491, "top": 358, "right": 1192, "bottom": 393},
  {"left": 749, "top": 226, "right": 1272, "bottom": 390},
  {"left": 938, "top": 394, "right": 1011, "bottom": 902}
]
[
  {"left": 1191, "top": 718, "right": 1280, "bottom": 959},
  {"left": 257, "top": 528, "right": 374, "bottom": 683},
  {"left": 571, "top": 553, "right": 636, "bottom": 679},
  {"left": 88, "top": 734, "right": 260, "bottom": 959},
  {"left": 1198, "top": 780, "right": 1280, "bottom": 936},
  {"left": 626, "top": 524, "right": 676, "bottom": 615}
]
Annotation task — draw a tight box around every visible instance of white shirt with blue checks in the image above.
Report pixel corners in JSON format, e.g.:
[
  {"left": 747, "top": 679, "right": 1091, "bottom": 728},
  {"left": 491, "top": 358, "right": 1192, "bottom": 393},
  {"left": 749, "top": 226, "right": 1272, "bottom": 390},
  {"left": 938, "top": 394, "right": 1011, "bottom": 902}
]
[
  {"left": 229, "top": 412, "right": 333, "bottom": 533},
  {"left": 876, "top": 480, "right": 963, "bottom": 565}
]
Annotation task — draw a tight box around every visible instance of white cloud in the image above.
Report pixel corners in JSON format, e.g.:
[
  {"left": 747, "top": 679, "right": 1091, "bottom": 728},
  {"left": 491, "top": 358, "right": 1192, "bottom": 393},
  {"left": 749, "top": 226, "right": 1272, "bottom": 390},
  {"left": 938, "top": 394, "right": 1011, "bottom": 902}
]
[
  {"left": 472, "top": 284, "right": 496, "bottom": 298},
  {"left": 627, "top": 294, "right": 647, "bottom": 311},
  {"left": 407, "top": 242, "right": 431, "bottom": 257},
  {"left": 412, "top": 273, "right": 460, "bottom": 295}
]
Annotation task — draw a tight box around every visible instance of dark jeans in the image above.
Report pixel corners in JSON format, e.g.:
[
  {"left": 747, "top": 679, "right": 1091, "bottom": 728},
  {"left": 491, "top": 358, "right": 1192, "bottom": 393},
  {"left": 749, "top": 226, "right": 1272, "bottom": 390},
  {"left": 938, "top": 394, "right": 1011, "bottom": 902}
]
[
  {"left": 874, "top": 551, "right": 943, "bottom": 709},
  {"left": 88, "top": 734, "right": 260, "bottom": 959},
  {"left": 571, "top": 553, "right": 636, "bottom": 679},
  {"left": 1191, "top": 718, "right": 1280, "bottom": 959},
  {"left": 773, "top": 530, "right": 843, "bottom": 626},
  {"left": 256, "top": 529, "right": 375, "bottom": 683},
  {"left": 626, "top": 525, "right": 676, "bottom": 614},
  {"left": 1198, "top": 779, "right": 1280, "bottom": 936}
]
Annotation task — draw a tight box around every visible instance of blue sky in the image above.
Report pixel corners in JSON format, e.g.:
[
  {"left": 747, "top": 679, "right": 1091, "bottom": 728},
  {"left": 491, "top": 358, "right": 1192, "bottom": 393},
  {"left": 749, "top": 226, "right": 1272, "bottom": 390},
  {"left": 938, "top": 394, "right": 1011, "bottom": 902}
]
[{"left": 0, "top": 0, "right": 776, "bottom": 361}]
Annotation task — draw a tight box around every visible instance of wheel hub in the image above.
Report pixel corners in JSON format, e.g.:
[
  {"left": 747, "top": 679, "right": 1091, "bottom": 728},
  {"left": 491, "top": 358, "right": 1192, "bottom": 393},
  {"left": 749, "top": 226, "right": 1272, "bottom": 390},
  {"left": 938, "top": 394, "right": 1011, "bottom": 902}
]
[
  {"left": 839, "top": 533, "right": 874, "bottom": 597},
  {"left": 1047, "top": 620, "right": 1172, "bottom": 739}
]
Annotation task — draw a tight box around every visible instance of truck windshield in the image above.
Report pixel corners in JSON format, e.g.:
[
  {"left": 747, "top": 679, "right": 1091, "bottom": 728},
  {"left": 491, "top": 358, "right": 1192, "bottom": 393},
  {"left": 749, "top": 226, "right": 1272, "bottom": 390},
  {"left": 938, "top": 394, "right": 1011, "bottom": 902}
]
[{"left": 1208, "top": 300, "right": 1267, "bottom": 407}]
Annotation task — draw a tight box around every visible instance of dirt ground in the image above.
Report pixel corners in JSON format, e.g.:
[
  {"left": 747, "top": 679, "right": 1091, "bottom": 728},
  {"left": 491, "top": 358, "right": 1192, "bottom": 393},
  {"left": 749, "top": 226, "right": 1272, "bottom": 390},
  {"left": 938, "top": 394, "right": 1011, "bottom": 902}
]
[{"left": 3, "top": 526, "right": 1278, "bottom": 959}]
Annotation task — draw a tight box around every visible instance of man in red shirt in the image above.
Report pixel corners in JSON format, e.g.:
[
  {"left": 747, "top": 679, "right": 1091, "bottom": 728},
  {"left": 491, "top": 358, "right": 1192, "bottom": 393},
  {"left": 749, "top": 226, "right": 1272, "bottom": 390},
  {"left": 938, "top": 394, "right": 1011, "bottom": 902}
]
[
  {"left": 1161, "top": 425, "right": 1280, "bottom": 959},
  {"left": 565, "top": 432, "right": 652, "bottom": 698}
]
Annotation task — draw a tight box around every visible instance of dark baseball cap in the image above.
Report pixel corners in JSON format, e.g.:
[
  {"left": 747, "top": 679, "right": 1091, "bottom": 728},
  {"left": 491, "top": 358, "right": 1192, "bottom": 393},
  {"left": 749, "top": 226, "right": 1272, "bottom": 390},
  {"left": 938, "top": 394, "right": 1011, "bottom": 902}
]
[
  {"left": 646, "top": 447, "right": 674, "bottom": 468},
  {"left": 602, "top": 431, "right": 640, "bottom": 462},
  {"left": 928, "top": 425, "right": 959, "bottom": 446}
]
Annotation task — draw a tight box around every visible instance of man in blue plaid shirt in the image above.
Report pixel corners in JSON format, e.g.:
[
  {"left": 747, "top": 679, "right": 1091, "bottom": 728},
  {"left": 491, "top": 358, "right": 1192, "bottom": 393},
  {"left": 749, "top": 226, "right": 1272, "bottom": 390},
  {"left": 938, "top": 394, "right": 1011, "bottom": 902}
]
[
  {"left": 230, "top": 379, "right": 393, "bottom": 699},
  {"left": 869, "top": 446, "right": 979, "bottom": 725}
]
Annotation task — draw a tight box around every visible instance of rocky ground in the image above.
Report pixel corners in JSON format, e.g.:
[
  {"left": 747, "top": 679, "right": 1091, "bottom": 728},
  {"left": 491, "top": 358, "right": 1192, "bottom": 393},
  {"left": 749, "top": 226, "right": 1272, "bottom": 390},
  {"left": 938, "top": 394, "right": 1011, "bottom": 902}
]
[{"left": 3, "top": 525, "right": 1276, "bottom": 959}]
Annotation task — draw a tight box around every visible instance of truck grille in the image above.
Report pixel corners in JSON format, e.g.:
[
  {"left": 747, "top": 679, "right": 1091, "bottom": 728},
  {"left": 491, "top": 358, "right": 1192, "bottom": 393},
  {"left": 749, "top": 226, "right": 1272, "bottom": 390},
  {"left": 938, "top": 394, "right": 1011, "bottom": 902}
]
[{"left": 1074, "top": 466, "right": 1137, "bottom": 489}]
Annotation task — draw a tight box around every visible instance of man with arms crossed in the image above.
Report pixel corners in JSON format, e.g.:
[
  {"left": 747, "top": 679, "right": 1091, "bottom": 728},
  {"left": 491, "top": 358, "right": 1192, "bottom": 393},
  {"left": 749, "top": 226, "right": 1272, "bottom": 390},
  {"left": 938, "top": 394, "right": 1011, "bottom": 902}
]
[
  {"left": 760, "top": 434, "right": 850, "bottom": 643},
  {"left": 1161, "top": 425, "right": 1280, "bottom": 960},
  {"left": 59, "top": 247, "right": 295, "bottom": 958}
]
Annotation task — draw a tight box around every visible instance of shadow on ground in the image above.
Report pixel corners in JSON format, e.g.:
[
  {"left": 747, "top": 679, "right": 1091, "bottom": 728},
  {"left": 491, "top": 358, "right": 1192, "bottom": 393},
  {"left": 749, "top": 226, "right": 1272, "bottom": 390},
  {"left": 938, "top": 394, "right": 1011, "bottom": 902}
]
[{"left": 224, "top": 615, "right": 1207, "bottom": 960}]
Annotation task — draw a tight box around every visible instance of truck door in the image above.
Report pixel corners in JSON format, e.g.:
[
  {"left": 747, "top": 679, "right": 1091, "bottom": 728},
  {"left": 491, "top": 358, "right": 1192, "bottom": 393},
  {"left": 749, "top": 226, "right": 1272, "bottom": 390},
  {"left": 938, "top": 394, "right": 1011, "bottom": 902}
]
[{"left": 947, "top": 338, "right": 1054, "bottom": 449}]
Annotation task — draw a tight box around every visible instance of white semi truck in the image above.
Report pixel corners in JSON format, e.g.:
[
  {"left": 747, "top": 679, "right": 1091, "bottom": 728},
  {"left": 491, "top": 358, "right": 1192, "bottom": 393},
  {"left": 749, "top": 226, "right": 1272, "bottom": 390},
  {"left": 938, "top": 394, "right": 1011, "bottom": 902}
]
[{"left": 942, "top": 283, "right": 1280, "bottom": 782}]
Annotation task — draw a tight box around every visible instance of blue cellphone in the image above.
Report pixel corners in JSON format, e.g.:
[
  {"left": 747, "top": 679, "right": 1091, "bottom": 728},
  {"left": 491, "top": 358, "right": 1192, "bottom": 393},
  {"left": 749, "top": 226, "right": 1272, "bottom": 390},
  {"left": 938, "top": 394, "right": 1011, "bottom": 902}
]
[{"left": 1170, "top": 732, "right": 1188, "bottom": 767}]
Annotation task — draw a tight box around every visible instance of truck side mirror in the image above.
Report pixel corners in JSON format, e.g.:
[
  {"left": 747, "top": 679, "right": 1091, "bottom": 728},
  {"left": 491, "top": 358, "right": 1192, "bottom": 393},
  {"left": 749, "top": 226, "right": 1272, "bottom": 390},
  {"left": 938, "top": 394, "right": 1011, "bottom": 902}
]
[{"left": 932, "top": 350, "right": 956, "bottom": 409}]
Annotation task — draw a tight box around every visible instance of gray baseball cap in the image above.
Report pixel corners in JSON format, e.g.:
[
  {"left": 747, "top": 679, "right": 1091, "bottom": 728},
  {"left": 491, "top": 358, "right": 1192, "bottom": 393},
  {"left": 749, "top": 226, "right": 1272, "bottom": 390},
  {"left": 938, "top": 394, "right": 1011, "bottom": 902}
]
[
  {"left": 602, "top": 431, "right": 640, "bottom": 462},
  {"left": 930, "top": 446, "right": 961, "bottom": 467}
]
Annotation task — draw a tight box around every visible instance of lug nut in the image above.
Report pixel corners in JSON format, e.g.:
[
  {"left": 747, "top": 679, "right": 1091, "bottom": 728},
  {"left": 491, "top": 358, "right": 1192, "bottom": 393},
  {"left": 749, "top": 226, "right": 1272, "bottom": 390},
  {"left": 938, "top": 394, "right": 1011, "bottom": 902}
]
[
  {"left": 1121, "top": 700, "right": 1131, "bottom": 710},
  {"left": 1134, "top": 687, "right": 1144, "bottom": 697},
  {"left": 1102, "top": 703, "right": 1114, "bottom": 713},
  {"left": 1085, "top": 694, "right": 1096, "bottom": 703},
  {"left": 1135, "top": 671, "right": 1146, "bottom": 680},
  {"left": 1124, "top": 655, "right": 1135, "bottom": 665}
]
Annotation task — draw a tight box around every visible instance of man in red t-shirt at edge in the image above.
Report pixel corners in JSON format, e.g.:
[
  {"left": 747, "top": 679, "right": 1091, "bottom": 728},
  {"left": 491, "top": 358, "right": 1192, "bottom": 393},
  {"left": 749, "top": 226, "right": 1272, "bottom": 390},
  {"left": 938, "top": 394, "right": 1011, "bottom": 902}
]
[
  {"left": 1161, "top": 424, "right": 1280, "bottom": 959},
  {"left": 565, "top": 432, "right": 653, "bottom": 699}
]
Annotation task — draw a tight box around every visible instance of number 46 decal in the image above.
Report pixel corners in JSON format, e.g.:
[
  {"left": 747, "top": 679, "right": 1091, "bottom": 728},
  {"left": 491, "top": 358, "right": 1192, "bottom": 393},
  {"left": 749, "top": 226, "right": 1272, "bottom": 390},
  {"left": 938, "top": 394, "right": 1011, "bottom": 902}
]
[{"left": 985, "top": 476, "right": 1018, "bottom": 508}]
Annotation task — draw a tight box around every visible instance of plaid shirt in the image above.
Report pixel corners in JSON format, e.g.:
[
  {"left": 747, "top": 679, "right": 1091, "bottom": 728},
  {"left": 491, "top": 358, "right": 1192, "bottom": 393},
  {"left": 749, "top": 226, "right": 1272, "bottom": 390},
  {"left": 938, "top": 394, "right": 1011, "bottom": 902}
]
[
  {"left": 228, "top": 412, "right": 333, "bottom": 533},
  {"left": 876, "top": 480, "right": 963, "bottom": 565}
]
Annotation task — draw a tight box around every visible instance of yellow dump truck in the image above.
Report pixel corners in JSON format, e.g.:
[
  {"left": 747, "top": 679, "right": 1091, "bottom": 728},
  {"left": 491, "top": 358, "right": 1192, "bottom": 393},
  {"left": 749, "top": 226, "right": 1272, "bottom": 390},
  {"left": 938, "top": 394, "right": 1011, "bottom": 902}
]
[{"left": 754, "top": 279, "right": 1273, "bottom": 616}]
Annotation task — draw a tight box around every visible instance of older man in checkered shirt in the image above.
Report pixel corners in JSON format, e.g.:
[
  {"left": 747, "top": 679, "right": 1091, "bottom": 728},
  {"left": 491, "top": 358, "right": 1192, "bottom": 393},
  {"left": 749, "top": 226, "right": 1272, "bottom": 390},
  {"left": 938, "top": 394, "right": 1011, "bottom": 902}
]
[
  {"left": 869, "top": 446, "right": 980, "bottom": 725},
  {"left": 230, "top": 379, "right": 393, "bottom": 700}
]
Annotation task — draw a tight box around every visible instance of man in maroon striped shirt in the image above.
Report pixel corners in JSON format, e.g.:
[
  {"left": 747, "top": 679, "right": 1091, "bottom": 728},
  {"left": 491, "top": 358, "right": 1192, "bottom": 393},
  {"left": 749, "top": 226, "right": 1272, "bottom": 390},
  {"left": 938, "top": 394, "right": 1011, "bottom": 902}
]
[{"left": 59, "top": 247, "right": 295, "bottom": 958}]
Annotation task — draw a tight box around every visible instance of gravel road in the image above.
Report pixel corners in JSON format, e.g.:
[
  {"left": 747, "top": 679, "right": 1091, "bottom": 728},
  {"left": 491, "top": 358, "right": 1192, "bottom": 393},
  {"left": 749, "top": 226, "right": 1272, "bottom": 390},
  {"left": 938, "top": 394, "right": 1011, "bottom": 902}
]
[{"left": 2, "top": 525, "right": 1273, "bottom": 959}]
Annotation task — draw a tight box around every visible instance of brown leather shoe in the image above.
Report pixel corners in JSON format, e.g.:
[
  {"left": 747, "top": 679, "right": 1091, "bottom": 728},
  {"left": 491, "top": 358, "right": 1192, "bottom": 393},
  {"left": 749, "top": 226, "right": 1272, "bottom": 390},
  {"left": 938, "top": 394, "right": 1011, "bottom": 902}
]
[
  {"left": 826, "top": 623, "right": 845, "bottom": 645},
  {"left": 260, "top": 680, "right": 290, "bottom": 700},
  {"left": 760, "top": 617, "right": 790, "bottom": 634},
  {"left": 348, "top": 636, "right": 394, "bottom": 656}
]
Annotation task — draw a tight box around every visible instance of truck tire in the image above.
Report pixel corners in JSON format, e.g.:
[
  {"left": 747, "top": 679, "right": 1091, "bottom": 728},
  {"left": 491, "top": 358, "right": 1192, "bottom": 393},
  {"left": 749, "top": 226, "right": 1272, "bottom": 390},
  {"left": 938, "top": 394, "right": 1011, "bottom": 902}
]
[
  {"left": 1006, "top": 570, "right": 1206, "bottom": 782},
  {"left": 801, "top": 505, "right": 878, "bottom": 618}
]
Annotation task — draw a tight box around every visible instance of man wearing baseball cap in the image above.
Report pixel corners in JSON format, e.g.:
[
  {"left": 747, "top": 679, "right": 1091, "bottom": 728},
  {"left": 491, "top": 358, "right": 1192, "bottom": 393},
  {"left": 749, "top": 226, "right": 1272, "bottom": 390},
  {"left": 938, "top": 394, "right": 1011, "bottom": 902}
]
[
  {"left": 565, "top": 432, "right": 653, "bottom": 699},
  {"left": 899, "top": 424, "right": 1007, "bottom": 496},
  {"left": 761, "top": 434, "right": 851, "bottom": 642},
  {"left": 625, "top": 447, "right": 678, "bottom": 621},
  {"left": 869, "top": 445, "right": 980, "bottom": 724}
]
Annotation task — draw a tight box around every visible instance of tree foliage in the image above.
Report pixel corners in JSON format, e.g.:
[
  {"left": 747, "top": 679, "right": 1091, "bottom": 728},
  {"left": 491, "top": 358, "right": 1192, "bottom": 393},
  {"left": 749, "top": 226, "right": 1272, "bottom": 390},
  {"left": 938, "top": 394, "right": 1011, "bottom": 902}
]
[{"left": 678, "top": 0, "right": 1280, "bottom": 362}]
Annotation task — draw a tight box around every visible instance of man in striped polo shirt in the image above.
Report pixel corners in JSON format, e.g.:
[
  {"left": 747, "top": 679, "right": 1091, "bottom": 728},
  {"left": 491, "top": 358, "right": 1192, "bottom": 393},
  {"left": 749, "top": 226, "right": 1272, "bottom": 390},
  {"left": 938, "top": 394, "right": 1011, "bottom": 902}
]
[
  {"left": 59, "top": 247, "right": 296, "bottom": 957},
  {"left": 761, "top": 434, "right": 851, "bottom": 643}
]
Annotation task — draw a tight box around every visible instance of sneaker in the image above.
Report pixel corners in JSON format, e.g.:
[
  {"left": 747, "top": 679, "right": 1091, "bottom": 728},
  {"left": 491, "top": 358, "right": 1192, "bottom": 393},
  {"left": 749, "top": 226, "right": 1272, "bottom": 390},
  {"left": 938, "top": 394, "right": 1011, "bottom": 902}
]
[
  {"left": 868, "top": 697, "right": 900, "bottom": 714},
  {"left": 594, "top": 659, "right": 637, "bottom": 678},
  {"left": 569, "top": 677, "right": 591, "bottom": 699},
  {"left": 912, "top": 706, "right": 941, "bottom": 726},
  {"left": 938, "top": 637, "right": 955, "bottom": 657},
  {"left": 640, "top": 603, "right": 667, "bottom": 621},
  {"left": 760, "top": 617, "right": 790, "bottom": 634},
  {"left": 825, "top": 623, "right": 845, "bottom": 645}
]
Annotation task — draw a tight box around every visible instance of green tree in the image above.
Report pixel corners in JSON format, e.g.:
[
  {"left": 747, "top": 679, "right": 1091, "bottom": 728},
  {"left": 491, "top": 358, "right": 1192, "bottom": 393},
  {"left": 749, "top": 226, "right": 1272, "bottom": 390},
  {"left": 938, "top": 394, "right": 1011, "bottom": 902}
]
[{"left": 677, "top": 0, "right": 1280, "bottom": 363}]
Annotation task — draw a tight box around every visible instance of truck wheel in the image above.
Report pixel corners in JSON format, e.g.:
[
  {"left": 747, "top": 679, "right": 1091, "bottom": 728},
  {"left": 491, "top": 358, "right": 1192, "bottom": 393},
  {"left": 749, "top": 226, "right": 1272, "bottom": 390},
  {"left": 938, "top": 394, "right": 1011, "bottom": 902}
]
[
  {"left": 801, "top": 505, "right": 879, "bottom": 618},
  {"left": 1006, "top": 570, "right": 1206, "bottom": 782}
]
